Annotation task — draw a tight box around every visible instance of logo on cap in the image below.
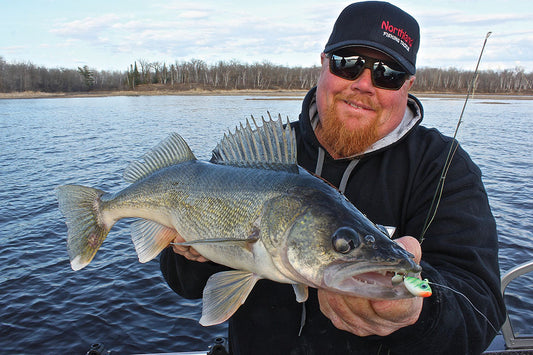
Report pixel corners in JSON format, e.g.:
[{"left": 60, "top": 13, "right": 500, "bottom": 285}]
[{"left": 381, "top": 20, "right": 414, "bottom": 52}]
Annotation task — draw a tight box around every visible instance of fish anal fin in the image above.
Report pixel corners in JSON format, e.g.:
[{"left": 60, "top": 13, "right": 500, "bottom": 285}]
[
  {"left": 131, "top": 220, "right": 177, "bottom": 263},
  {"left": 200, "top": 270, "right": 260, "bottom": 326}
]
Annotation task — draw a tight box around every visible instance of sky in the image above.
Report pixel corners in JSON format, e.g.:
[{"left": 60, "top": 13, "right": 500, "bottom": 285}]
[{"left": 2, "top": 0, "right": 532, "bottom": 73}]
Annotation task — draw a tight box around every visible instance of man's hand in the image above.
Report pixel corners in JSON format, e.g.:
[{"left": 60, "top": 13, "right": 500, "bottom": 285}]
[
  {"left": 170, "top": 232, "right": 209, "bottom": 263},
  {"left": 318, "top": 236, "right": 423, "bottom": 336}
]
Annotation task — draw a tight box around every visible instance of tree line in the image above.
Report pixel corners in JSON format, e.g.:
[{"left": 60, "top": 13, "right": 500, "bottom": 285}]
[{"left": 0, "top": 56, "right": 531, "bottom": 94}]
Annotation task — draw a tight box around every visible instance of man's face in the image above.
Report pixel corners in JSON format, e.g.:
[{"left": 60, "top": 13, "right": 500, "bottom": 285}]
[{"left": 315, "top": 47, "right": 415, "bottom": 158}]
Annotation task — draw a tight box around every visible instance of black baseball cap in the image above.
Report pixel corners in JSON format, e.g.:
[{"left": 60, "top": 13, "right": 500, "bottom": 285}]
[{"left": 324, "top": 1, "right": 420, "bottom": 74}]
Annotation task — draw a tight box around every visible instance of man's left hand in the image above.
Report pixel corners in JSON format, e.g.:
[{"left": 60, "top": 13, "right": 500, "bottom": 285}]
[{"left": 318, "top": 236, "right": 423, "bottom": 336}]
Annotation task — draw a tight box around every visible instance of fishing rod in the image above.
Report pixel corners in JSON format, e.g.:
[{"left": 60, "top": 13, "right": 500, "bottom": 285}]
[
  {"left": 419, "top": 31, "right": 492, "bottom": 243},
  {"left": 401, "top": 32, "right": 499, "bottom": 335}
]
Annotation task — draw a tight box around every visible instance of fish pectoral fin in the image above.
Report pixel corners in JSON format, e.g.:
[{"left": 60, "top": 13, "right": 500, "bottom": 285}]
[
  {"left": 131, "top": 219, "right": 177, "bottom": 263},
  {"left": 200, "top": 270, "right": 261, "bottom": 326},
  {"left": 292, "top": 283, "right": 309, "bottom": 303}
]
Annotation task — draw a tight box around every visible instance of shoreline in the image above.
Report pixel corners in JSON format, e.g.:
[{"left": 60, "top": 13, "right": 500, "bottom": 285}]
[{"left": 1, "top": 89, "right": 532, "bottom": 100}]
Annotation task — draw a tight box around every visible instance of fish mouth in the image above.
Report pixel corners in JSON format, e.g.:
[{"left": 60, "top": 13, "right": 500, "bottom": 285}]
[{"left": 322, "top": 263, "right": 421, "bottom": 299}]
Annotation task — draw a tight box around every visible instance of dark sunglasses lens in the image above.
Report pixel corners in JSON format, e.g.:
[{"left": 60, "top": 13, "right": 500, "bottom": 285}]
[
  {"left": 329, "top": 55, "right": 365, "bottom": 80},
  {"left": 329, "top": 54, "right": 407, "bottom": 90},
  {"left": 372, "top": 63, "right": 406, "bottom": 89}
]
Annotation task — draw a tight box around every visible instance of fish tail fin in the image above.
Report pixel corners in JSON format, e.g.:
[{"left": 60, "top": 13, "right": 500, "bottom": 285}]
[{"left": 56, "top": 185, "right": 109, "bottom": 271}]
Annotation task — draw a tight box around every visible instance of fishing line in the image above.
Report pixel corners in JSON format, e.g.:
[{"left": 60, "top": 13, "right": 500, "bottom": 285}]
[
  {"left": 419, "top": 31, "right": 492, "bottom": 243},
  {"left": 411, "top": 32, "right": 498, "bottom": 334},
  {"left": 427, "top": 281, "right": 498, "bottom": 333}
]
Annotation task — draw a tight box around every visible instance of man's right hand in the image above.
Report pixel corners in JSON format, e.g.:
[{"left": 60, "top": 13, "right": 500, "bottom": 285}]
[{"left": 170, "top": 232, "right": 209, "bottom": 262}]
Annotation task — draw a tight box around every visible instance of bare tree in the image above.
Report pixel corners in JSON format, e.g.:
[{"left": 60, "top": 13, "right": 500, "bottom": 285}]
[{"left": 0, "top": 56, "right": 532, "bottom": 94}]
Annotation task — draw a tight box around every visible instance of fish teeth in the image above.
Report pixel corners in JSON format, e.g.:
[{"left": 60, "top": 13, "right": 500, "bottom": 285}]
[{"left": 353, "top": 277, "right": 376, "bottom": 285}]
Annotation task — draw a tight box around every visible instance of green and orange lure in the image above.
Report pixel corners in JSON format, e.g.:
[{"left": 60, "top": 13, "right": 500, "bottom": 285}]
[
  {"left": 391, "top": 273, "right": 432, "bottom": 298},
  {"left": 403, "top": 276, "right": 432, "bottom": 298},
  {"left": 393, "top": 274, "right": 498, "bottom": 332}
]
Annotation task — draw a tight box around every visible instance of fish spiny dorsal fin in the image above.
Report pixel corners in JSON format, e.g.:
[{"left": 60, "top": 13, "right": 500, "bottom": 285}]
[
  {"left": 124, "top": 133, "right": 196, "bottom": 183},
  {"left": 212, "top": 113, "right": 298, "bottom": 173}
]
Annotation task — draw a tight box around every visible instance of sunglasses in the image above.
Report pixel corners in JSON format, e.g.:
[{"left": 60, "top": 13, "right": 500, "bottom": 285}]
[{"left": 326, "top": 53, "right": 409, "bottom": 90}]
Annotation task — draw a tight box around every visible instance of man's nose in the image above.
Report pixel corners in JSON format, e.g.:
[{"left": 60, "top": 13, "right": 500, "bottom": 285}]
[{"left": 350, "top": 68, "right": 374, "bottom": 92}]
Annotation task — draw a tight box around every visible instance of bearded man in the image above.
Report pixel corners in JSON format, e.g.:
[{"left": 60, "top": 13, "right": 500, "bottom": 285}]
[{"left": 161, "top": 2, "right": 505, "bottom": 354}]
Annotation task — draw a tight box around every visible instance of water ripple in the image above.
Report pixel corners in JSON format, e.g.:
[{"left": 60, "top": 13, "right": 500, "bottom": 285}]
[{"left": 1, "top": 96, "right": 531, "bottom": 353}]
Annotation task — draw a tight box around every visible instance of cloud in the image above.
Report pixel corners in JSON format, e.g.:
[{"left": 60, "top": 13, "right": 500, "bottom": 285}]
[
  {"left": 29, "top": 0, "right": 532, "bottom": 71},
  {"left": 419, "top": 10, "right": 531, "bottom": 28},
  {"left": 50, "top": 14, "right": 122, "bottom": 39},
  {"left": 177, "top": 10, "right": 210, "bottom": 19},
  {"left": 0, "top": 45, "right": 27, "bottom": 55},
  {"left": 37, "top": 1, "right": 340, "bottom": 69},
  {"left": 45, "top": 4, "right": 330, "bottom": 66}
]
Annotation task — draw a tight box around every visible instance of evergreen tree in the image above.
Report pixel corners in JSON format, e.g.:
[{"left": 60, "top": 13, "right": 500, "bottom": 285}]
[{"left": 77, "top": 65, "right": 95, "bottom": 91}]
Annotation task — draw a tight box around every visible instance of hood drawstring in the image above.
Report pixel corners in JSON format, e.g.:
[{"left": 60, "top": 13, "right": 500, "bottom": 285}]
[
  {"left": 309, "top": 93, "right": 422, "bottom": 195},
  {"left": 314, "top": 147, "right": 359, "bottom": 194},
  {"left": 339, "top": 159, "right": 359, "bottom": 194},
  {"left": 315, "top": 147, "right": 325, "bottom": 177}
]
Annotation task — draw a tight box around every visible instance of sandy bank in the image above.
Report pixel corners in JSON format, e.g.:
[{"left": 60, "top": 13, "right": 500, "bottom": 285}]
[
  {"left": 0, "top": 89, "right": 307, "bottom": 100},
  {"left": 1, "top": 89, "right": 532, "bottom": 100}
]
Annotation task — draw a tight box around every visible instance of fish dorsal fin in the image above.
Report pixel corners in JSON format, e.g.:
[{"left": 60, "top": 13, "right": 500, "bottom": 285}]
[
  {"left": 124, "top": 133, "right": 196, "bottom": 183},
  {"left": 212, "top": 114, "right": 298, "bottom": 173}
]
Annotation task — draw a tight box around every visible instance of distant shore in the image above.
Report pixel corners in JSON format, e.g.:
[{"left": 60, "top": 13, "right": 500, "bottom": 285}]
[{"left": 1, "top": 89, "right": 532, "bottom": 100}]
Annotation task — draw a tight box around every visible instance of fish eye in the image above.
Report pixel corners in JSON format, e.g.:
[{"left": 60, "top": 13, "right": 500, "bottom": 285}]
[
  {"left": 333, "top": 237, "right": 353, "bottom": 254},
  {"left": 332, "top": 227, "right": 361, "bottom": 254}
]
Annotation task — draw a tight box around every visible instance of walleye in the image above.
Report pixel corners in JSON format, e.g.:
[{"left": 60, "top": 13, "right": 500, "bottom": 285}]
[{"left": 56, "top": 117, "right": 422, "bottom": 326}]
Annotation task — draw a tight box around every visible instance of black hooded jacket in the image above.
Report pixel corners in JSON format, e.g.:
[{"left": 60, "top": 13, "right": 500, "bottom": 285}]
[{"left": 160, "top": 88, "right": 506, "bottom": 354}]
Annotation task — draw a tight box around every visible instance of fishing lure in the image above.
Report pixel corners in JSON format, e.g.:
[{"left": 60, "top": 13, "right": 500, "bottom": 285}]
[
  {"left": 391, "top": 274, "right": 432, "bottom": 298},
  {"left": 403, "top": 276, "right": 432, "bottom": 298},
  {"left": 393, "top": 274, "right": 498, "bottom": 332}
]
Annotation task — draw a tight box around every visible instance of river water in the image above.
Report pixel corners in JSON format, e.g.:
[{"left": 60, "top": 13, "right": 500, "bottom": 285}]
[{"left": 0, "top": 94, "right": 531, "bottom": 354}]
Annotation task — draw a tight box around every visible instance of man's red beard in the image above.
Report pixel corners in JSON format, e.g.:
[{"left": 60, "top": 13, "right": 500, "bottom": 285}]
[{"left": 318, "top": 103, "right": 380, "bottom": 158}]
